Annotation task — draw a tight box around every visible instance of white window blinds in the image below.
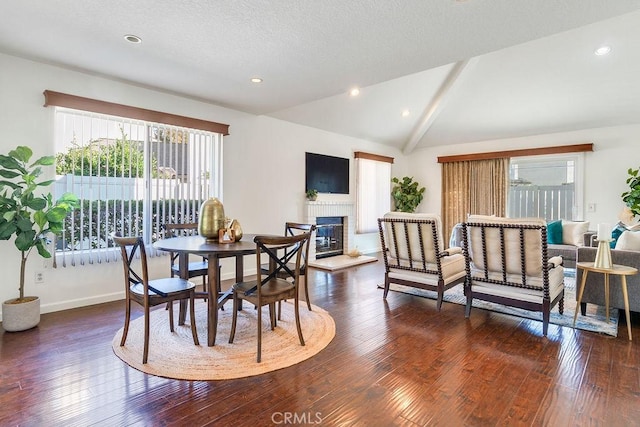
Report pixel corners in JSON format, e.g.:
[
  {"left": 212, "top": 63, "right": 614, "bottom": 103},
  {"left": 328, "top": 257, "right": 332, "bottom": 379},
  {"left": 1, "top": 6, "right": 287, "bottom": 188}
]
[{"left": 54, "top": 108, "right": 223, "bottom": 266}]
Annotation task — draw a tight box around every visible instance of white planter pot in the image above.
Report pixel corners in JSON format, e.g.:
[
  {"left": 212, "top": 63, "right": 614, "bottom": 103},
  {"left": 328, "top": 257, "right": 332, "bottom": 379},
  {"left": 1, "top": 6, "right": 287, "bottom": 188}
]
[{"left": 2, "top": 296, "right": 40, "bottom": 332}]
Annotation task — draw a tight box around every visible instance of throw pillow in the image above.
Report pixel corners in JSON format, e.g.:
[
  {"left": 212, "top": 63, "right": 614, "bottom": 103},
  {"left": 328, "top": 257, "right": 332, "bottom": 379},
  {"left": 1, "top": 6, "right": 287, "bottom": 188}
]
[
  {"left": 562, "top": 220, "right": 590, "bottom": 246},
  {"left": 611, "top": 221, "right": 629, "bottom": 248},
  {"left": 615, "top": 230, "right": 640, "bottom": 251},
  {"left": 546, "top": 220, "right": 563, "bottom": 244}
]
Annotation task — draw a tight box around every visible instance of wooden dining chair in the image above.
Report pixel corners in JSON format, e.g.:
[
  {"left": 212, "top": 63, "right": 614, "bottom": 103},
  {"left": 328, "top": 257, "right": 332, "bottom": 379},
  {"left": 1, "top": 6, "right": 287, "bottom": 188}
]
[
  {"left": 260, "top": 222, "right": 316, "bottom": 310},
  {"left": 112, "top": 234, "right": 199, "bottom": 364},
  {"left": 164, "top": 223, "right": 211, "bottom": 294},
  {"left": 229, "top": 232, "right": 311, "bottom": 362}
]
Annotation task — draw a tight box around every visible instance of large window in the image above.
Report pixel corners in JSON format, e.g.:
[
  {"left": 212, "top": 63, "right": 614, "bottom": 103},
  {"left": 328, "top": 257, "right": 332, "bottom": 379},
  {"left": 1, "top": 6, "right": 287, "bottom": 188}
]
[
  {"left": 508, "top": 154, "right": 584, "bottom": 221},
  {"left": 355, "top": 152, "right": 393, "bottom": 234},
  {"left": 53, "top": 108, "right": 224, "bottom": 265}
]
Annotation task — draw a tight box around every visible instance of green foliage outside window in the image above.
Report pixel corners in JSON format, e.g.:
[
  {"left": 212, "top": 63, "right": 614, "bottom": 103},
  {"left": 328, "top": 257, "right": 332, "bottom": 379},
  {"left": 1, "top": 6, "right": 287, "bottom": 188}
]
[
  {"left": 59, "top": 198, "right": 203, "bottom": 250},
  {"left": 56, "top": 128, "right": 158, "bottom": 177}
]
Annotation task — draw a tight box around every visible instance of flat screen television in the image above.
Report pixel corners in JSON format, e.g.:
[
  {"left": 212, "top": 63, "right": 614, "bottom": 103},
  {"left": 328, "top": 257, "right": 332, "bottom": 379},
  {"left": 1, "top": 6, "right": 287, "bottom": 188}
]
[{"left": 305, "top": 152, "right": 349, "bottom": 194}]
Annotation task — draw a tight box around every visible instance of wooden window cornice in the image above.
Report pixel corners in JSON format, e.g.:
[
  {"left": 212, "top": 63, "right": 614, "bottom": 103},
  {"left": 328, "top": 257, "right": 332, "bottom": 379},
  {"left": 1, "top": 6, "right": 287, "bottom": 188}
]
[
  {"left": 43, "top": 90, "right": 230, "bottom": 135},
  {"left": 354, "top": 151, "right": 394, "bottom": 163},
  {"left": 437, "top": 143, "right": 593, "bottom": 163}
]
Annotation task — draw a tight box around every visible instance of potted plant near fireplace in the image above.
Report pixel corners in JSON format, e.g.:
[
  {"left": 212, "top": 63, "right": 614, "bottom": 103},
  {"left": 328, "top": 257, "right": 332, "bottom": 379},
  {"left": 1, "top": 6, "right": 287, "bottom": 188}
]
[
  {"left": 0, "top": 146, "right": 78, "bottom": 331},
  {"left": 306, "top": 188, "right": 318, "bottom": 201}
]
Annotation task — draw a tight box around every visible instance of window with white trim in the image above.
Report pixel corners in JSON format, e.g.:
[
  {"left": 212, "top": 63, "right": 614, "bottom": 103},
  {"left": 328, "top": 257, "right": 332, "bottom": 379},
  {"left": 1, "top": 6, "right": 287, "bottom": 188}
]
[
  {"left": 508, "top": 153, "right": 584, "bottom": 221},
  {"left": 53, "top": 107, "right": 224, "bottom": 265}
]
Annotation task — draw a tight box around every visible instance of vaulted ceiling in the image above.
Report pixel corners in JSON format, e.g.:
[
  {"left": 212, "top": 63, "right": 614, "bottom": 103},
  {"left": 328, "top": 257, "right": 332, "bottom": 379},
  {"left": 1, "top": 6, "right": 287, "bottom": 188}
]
[{"left": 2, "top": 1, "right": 640, "bottom": 153}]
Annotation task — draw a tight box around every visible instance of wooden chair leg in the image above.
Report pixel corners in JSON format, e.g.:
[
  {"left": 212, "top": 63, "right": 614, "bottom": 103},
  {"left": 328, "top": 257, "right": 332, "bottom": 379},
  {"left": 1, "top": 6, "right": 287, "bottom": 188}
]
[
  {"left": 189, "top": 292, "right": 199, "bottom": 346},
  {"left": 120, "top": 299, "right": 131, "bottom": 346},
  {"left": 304, "top": 275, "right": 312, "bottom": 311},
  {"left": 436, "top": 280, "right": 444, "bottom": 311},
  {"left": 294, "top": 297, "right": 305, "bottom": 347},
  {"left": 168, "top": 301, "right": 175, "bottom": 332},
  {"left": 143, "top": 305, "right": 150, "bottom": 364},
  {"left": 269, "top": 303, "right": 276, "bottom": 330},
  {"left": 257, "top": 303, "right": 262, "bottom": 363},
  {"left": 228, "top": 292, "right": 239, "bottom": 343},
  {"left": 383, "top": 275, "right": 390, "bottom": 299}
]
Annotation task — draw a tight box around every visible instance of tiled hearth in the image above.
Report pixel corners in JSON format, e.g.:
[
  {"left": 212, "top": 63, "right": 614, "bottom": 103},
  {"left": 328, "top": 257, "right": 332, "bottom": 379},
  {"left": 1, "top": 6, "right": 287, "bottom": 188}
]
[{"left": 304, "top": 201, "right": 354, "bottom": 261}]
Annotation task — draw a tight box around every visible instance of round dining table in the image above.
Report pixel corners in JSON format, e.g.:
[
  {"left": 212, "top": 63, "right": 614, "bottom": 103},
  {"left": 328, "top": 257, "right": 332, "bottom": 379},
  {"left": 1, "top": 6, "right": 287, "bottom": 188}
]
[{"left": 154, "top": 234, "right": 258, "bottom": 346}]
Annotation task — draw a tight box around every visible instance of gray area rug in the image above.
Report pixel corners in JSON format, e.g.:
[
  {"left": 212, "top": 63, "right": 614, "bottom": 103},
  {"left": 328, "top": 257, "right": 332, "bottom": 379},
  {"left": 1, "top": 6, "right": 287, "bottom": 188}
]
[{"left": 381, "top": 271, "right": 619, "bottom": 337}]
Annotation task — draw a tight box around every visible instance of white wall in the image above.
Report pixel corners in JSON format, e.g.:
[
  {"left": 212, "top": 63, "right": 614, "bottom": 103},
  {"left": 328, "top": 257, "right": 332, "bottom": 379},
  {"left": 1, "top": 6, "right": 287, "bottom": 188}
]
[
  {"left": 409, "top": 126, "right": 640, "bottom": 239},
  {"left": 0, "top": 53, "right": 406, "bottom": 318}
]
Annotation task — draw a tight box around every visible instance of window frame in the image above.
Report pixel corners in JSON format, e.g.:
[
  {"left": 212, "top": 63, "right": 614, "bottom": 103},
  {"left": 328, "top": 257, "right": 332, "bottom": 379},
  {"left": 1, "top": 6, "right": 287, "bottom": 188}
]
[{"left": 47, "top": 93, "right": 228, "bottom": 266}]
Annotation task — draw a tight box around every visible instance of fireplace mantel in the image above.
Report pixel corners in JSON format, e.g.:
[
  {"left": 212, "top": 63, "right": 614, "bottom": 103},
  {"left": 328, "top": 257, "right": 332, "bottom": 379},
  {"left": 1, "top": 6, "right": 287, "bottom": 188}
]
[{"left": 305, "top": 201, "right": 355, "bottom": 260}]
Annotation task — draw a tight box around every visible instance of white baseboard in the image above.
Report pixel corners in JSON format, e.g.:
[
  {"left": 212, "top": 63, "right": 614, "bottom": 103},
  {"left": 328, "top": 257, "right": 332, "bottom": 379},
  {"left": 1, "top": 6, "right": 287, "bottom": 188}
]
[{"left": 40, "top": 292, "right": 125, "bottom": 315}]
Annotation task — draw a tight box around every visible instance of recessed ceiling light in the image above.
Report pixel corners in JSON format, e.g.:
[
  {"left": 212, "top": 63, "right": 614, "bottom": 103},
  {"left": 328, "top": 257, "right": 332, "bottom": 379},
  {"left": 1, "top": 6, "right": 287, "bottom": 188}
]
[
  {"left": 250, "top": 77, "right": 263, "bottom": 83},
  {"left": 349, "top": 88, "right": 360, "bottom": 97},
  {"left": 594, "top": 46, "right": 611, "bottom": 56},
  {"left": 401, "top": 110, "right": 410, "bottom": 117},
  {"left": 124, "top": 34, "right": 142, "bottom": 44}
]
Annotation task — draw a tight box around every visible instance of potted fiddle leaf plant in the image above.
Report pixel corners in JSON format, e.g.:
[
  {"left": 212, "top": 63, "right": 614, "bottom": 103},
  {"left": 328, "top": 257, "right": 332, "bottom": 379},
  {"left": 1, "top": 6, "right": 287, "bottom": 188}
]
[
  {"left": 391, "top": 176, "right": 425, "bottom": 213},
  {"left": 0, "top": 146, "right": 79, "bottom": 332}
]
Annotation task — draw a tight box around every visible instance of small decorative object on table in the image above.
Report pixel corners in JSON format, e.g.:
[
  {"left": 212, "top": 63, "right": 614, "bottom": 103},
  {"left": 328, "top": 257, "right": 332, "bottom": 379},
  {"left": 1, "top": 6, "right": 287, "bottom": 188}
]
[
  {"left": 229, "top": 218, "right": 243, "bottom": 241},
  {"left": 198, "top": 197, "right": 225, "bottom": 242},
  {"left": 594, "top": 223, "right": 613, "bottom": 269},
  {"left": 347, "top": 248, "right": 362, "bottom": 258},
  {"left": 218, "top": 228, "right": 235, "bottom": 243}
]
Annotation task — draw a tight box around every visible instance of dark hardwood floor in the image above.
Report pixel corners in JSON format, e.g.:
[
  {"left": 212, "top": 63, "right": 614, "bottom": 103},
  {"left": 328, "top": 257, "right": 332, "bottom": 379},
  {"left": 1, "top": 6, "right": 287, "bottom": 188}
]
[{"left": 1, "top": 255, "right": 639, "bottom": 426}]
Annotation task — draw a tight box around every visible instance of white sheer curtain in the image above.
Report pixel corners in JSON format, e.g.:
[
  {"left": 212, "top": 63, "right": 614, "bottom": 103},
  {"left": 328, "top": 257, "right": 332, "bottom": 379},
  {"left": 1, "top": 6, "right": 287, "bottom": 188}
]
[{"left": 356, "top": 153, "right": 393, "bottom": 234}]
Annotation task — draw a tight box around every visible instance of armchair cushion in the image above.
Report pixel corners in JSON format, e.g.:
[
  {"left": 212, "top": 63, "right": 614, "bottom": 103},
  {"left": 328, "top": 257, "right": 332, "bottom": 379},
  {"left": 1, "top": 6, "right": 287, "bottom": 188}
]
[{"left": 466, "top": 215, "right": 547, "bottom": 276}]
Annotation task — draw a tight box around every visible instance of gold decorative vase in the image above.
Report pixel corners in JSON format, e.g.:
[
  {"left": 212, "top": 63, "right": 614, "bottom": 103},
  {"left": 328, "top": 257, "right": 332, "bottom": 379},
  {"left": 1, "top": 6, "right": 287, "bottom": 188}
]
[
  {"left": 198, "top": 197, "right": 226, "bottom": 242},
  {"left": 230, "top": 219, "right": 243, "bottom": 241}
]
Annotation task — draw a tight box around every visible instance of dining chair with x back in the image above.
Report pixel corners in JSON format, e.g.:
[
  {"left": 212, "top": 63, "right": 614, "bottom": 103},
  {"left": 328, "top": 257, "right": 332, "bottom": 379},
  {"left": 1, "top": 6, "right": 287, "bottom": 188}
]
[
  {"left": 112, "top": 234, "right": 199, "bottom": 364},
  {"left": 229, "top": 232, "right": 312, "bottom": 362},
  {"left": 260, "top": 222, "right": 316, "bottom": 311}
]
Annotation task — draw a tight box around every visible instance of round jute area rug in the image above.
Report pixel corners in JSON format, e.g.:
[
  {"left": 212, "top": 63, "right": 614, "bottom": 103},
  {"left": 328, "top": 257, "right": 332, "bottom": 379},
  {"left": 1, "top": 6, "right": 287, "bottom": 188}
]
[{"left": 112, "top": 300, "right": 335, "bottom": 381}]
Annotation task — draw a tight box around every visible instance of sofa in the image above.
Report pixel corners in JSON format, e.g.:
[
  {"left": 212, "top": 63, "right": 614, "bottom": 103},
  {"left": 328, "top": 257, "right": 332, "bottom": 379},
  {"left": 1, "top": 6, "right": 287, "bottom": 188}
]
[
  {"left": 548, "top": 230, "right": 596, "bottom": 269},
  {"left": 545, "top": 220, "right": 593, "bottom": 269}
]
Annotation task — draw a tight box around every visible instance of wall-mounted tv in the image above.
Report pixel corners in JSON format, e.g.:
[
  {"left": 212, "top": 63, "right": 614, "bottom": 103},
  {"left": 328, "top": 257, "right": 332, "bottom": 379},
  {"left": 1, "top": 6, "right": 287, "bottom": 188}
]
[{"left": 305, "top": 152, "right": 349, "bottom": 194}]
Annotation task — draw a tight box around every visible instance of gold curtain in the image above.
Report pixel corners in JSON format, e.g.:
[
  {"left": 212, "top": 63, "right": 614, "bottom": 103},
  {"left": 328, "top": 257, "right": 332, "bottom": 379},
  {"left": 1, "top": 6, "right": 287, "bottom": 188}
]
[
  {"left": 441, "top": 158, "right": 508, "bottom": 244},
  {"left": 442, "top": 161, "right": 469, "bottom": 244}
]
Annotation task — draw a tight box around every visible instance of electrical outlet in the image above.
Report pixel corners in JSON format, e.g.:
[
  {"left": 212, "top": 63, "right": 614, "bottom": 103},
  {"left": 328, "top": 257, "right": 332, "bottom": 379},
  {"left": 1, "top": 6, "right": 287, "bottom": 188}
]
[{"left": 35, "top": 271, "right": 44, "bottom": 284}]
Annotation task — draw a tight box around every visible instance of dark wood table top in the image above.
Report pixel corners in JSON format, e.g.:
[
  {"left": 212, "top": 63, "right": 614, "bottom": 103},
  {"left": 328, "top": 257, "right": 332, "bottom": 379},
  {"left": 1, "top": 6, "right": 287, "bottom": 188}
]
[{"left": 153, "top": 234, "right": 258, "bottom": 256}]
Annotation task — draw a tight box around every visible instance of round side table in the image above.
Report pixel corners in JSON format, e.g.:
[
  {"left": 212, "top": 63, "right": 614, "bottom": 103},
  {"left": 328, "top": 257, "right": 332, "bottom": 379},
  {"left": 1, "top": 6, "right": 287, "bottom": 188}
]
[{"left": 574, "top": 262, "right": 638, "bottom": 340}]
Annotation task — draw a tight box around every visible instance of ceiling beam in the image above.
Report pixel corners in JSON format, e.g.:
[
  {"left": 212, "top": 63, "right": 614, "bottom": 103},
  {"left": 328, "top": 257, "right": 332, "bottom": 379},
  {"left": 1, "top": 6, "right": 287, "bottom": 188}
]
[{"left": 402, "top": 58, "right": 476, "bottom": 155}]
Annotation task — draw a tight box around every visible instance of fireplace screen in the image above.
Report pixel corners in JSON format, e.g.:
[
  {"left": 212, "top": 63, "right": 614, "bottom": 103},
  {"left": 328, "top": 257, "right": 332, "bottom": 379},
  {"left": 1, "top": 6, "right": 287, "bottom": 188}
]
[{"left": 316, "top": 216, "right": 344, "bottom": 259}]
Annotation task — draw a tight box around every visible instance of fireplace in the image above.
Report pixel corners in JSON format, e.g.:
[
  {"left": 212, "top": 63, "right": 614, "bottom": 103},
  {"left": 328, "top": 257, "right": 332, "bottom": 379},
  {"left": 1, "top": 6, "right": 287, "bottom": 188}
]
[
  {"left": 315, "top": 217, "right": 344, "bottom": 259},
  {"left": 304, "top": 201, "right": 354, "bottom": 261}
]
